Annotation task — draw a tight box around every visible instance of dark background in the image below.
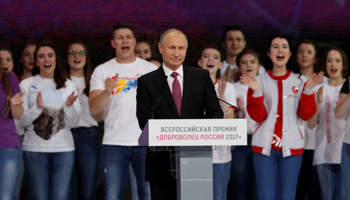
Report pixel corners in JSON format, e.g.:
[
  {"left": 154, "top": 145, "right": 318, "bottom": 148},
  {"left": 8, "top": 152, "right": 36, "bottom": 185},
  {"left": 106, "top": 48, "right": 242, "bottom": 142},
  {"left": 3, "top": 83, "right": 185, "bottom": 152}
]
[
  {"left": 3, "top": 0, "right": 349, "bottom": 199},
  {"left": 1, "top": 0, "right": 350, "bottom": 70}
]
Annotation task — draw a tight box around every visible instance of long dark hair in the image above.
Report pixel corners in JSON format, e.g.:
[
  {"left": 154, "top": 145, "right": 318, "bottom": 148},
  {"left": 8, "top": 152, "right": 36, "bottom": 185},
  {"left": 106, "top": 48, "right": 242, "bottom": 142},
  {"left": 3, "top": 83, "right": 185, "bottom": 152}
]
[
  {"left": 294, "top": 39, "right": 319, "bottom": 74},
  {"left": 200, "top": 45, "right": 223, "bottom": 80},
  {"left": 17, "top": 41, "right": 37, "bottom": 77},
  {"left": 32, "top": 40, "right": 66, "bottom": 89},
  {"left": 236, "top": 48, "right": 261, "bottom": 67},
  {"left": 136, "top": 34, "right": 160, "bottom": 59},
  {"left": 66, "top": 41, "right": 93, "bottom": 96},
  {"left": 236, "top": 48, "right": 261, "bottom": 76},
  {"left": 266, "top": 33, "right": 295, "bottom": 71},
  {"left": 322, "top": 47, "right": 348, "bottom": 78}
]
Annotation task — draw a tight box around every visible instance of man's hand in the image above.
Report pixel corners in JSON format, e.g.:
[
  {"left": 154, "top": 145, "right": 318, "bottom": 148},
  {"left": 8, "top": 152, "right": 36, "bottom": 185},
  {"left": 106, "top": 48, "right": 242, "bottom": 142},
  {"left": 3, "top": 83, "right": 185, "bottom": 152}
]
[{"left": 105, "top": 73, "right": 119, "bottom": 94}]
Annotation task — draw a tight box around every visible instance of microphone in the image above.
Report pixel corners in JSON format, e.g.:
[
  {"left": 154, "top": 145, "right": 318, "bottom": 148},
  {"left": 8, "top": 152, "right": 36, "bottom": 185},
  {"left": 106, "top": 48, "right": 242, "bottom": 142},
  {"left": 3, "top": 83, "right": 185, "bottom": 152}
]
[
  {"left": 218, "top": 98, "right": 237, "bottom": 110},
  {"left": 151, "top": 95, "right": 162, "bottom": 119},
  {"left": 151, "top": 75, "right": 168, "bottom": 119}
]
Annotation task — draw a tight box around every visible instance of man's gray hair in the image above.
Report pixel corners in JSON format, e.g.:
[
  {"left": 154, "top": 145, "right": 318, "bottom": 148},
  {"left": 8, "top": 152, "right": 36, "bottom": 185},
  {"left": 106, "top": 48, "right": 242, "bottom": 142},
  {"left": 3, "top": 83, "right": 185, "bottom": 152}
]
[{"left": 159, "top": 29, "right": 188, "bottom": 47}]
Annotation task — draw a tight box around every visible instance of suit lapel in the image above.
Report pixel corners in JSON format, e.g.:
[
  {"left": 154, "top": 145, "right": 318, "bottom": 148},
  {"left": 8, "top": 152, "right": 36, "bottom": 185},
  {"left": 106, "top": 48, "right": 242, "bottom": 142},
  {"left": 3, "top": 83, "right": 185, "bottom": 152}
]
[
  {"left": 181, "top": 66, "right": 194, "bottom": 118},
  {"left": 152, "top": 67, "right": 180, "bottom": 118}
]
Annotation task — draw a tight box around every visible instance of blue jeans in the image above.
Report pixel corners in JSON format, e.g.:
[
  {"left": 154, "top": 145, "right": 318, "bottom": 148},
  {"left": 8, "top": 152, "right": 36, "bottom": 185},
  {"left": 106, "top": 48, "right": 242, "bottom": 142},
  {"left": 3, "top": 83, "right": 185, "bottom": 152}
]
[
  {"left": 229, "top": 134, "right": 257, "bottom": 200},
  {"left": 253, "top": 150, "right": 302, "bottom": 200},
  {"left": 316, "top": 164, "right": 343, "bottom": 200},
  {"left": 342, "top": 142, "right": 350, "bottom": 200},
  {"left": 68, "top": 127, "right": 99, "bottom": 200},
  {"left": 101, "top": 145, "right": 150, "bottom": 200},
  {"left": 14, "top": 135, "right": 25, "bottom": 200},
  {"left": 0, "top": 147, "right": 20, "bottom": 200},
  {"left": 23, "top": 151, "right": 75, "bottom": 200},
  {"left": 213, "top": 162, "right": 231, "bottom": 200},
  {"left": 127, "top": 164, "right": 139, "bottom": 200}
]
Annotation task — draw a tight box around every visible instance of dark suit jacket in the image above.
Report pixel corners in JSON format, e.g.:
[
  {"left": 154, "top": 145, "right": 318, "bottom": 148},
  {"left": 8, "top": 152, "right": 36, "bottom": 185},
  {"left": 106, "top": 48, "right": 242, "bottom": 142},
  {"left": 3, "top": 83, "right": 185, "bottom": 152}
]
[{"left": 136, "top": 65, "right": 223, "bottom": 183}]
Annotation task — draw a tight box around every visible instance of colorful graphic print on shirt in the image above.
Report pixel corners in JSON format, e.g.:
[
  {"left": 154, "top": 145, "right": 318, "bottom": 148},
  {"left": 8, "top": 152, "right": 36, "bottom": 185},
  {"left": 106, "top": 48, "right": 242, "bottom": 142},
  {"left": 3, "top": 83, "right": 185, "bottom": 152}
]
[{"left": 111, "top": 77, "right": 138, "bottom": 95}]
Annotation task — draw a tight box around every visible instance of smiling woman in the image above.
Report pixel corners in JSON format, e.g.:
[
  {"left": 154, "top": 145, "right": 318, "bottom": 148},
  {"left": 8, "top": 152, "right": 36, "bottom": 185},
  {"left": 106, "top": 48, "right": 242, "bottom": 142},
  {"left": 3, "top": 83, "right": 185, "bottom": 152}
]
[
  {"left": 19, "top": 40, "right": 81, "bottom": 200},
  {"left": 308, "top": 47, "right": 348, "bottom": 199},
  {"left": 65, "top": 40, "right": 100, "bottom": 200},
  {"left": 198, "top": 45, "right": 237, "bottom": 200},
  {"left": 0, "top": 49, "right": 14, "bottom": 72},
  {"left": 240, "top": 34, "right": 324, "bottom": 200},
  {"left": 17, "top": 42, "right": 37, "bottom": 82},
  {"left": 294, "top": 39, "right": 324, "bottom": 200}
]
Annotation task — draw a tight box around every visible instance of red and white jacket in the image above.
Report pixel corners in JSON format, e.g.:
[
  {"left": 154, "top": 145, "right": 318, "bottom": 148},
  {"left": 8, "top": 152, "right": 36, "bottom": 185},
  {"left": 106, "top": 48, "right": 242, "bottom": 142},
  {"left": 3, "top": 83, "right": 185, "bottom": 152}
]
[{"left": 247, "top": 70, "right": 316, "bottom": 157}]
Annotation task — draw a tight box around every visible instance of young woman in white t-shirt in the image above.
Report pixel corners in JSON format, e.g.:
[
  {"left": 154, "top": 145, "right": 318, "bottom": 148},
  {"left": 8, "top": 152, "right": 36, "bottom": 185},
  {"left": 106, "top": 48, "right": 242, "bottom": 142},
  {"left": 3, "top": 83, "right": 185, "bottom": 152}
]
[
  {"left": 198, "top": 46, "right": 237, "bottom": 200},
  {"left": 66, "top": 41, "right": 103, "bottom": 200},
  {"left": 294, "top": 39, "right": 323, "bottom": 200},
  {"left": 20, "top": 40, "right": 80, "bottom": 200},
  {"left": 240, "top": 34, "right": 323, "bottom": 200},
  {"left": 309, "top": 47, "right": 347, "bottom": 200},
  {"left": 335, "top": 51, "right": 350, "bottom": 200},
  {"left": 229, "top": 49, "right": 260, "bottom": 200}
]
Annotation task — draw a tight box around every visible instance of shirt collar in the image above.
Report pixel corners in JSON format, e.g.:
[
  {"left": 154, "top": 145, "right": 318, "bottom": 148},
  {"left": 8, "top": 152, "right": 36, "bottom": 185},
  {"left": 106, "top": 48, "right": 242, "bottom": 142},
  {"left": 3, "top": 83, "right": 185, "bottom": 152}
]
[
  {"left": 268, "top": 69, "right": 291, "bottom": 81},
  {"left": 162, "top": 63, "right": 184, "bottom": 78}
]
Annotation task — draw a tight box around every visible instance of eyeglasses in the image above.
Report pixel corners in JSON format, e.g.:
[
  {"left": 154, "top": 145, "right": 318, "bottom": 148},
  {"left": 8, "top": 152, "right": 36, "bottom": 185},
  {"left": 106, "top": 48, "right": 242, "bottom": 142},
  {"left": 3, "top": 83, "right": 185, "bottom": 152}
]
[{"left": 68, "top": 50, "right": 87, "bottom": 56}]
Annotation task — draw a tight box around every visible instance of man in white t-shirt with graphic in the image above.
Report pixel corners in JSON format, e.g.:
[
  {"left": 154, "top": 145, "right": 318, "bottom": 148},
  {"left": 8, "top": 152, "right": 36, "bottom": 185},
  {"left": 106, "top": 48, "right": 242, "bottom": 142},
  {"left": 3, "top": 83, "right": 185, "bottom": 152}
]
[
  {"left": 221, "top": 26, "right": 265, "bottom": 82},
  {"left": 89, "top": 23, "right": 157, "bottom": 200}
]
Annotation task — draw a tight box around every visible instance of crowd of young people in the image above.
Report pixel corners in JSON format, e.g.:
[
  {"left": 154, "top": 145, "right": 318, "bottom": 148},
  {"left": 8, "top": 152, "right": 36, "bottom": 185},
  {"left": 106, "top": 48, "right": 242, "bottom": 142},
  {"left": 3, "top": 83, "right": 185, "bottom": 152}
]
[{"left": 1, "top": 23, "right": 349, "bottom": 200}]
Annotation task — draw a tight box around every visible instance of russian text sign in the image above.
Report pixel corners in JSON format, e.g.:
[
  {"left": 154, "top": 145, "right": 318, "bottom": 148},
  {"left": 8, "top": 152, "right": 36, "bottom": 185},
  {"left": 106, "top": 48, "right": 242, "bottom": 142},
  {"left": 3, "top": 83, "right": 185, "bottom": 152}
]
[{"left": 148, "top": 119, "right": 247, "bottom": 146}]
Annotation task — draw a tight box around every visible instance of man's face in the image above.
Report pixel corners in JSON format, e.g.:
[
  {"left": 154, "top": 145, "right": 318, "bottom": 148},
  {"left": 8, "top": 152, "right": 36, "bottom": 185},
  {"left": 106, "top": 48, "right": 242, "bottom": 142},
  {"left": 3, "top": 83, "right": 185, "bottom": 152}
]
[
  {"left": 111, "top": 28, "right": 136, "bottom": 62},
  {"left": 222, "top": 30, "right": 246, "bottom": 57},
  {"left": 158, "top": 32, "right": 187, "bottom": 70}
]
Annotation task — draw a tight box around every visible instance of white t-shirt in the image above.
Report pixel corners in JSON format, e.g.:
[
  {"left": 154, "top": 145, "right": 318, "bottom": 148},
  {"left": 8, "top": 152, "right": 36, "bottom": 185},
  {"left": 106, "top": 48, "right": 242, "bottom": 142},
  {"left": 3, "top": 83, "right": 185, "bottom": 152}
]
[
  {"left": 313, "top": 81, "right": 346, "bottom": 165},
  {"left": 90, "top": 57, "right": 157, "bottom": 146},
  {"left": 20, "top": 75, "right": 81, "bottom": 152},
  {"left": 212, "top": 80, "right": 237, "bottom": 164},
  {"left": 70, "top": 76, "right": 98, "bottom": 128},
  {"left": 301, "top": 75, "right": 329, "bottom": 150},
  {"left": 220, "top": 60, "right": 266, "bottom": 81},
  {"left": 233, "top": 81, "right": 257, "bottom": 135}
]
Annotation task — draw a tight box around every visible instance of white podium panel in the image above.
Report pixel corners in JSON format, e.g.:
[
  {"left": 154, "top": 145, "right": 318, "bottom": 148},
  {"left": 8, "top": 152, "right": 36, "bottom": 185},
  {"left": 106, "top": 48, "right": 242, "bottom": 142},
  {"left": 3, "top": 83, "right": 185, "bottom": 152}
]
[
  {"left": 138, "top": 119, "right": 248, "bottom": 200},
  {"left": 148, "top": 119, "right": 247, "bottom": 146}
]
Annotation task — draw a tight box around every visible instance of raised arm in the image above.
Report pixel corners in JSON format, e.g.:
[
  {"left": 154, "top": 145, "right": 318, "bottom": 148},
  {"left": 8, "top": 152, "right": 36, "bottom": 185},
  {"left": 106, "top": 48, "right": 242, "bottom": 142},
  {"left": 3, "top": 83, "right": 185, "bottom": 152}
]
[
  {"left": 240, "top": 75, "right": 267, "bottom": 123},
  {"left": 308, "top": 86, "right": 322, "bottom": 129},
  {"left": 297, "top": 72, "right": 324, "bottom": 121},
  {"left": 89, "top": 73, "right": 118, "bottom": 115},
  {"left": 217, "top": 77, "right": 234, "bottom": 119},
  {"left": 19, "top": 84, "right": 43, "bottom": 127},
  {"left": 64, "top": 90, "right": 81, "bottom": 128},
  {"left": 10, "top": 92, "right": 24, "bottom": 119}
]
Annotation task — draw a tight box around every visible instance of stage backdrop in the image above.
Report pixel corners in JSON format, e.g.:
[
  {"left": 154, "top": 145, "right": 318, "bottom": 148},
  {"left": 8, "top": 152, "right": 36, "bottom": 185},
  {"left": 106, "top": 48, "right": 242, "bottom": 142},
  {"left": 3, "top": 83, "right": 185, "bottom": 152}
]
[{"left": 1, "top": 0, "right": 350, "bottom": 68}]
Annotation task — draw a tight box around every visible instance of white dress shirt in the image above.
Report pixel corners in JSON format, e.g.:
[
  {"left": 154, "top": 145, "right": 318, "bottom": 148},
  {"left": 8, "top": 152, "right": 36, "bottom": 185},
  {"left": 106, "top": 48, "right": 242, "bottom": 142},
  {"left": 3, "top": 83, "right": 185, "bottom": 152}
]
[{"left": 162, "top": 64, "right": 184, "bottom": 95}]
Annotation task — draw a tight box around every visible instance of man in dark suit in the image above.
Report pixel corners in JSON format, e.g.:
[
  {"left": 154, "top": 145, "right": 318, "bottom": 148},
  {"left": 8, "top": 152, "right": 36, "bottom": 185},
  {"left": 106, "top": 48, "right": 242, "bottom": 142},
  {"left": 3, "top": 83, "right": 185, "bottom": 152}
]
[{"left": 136, "top": 29, "right": 223, "bottom": 200}]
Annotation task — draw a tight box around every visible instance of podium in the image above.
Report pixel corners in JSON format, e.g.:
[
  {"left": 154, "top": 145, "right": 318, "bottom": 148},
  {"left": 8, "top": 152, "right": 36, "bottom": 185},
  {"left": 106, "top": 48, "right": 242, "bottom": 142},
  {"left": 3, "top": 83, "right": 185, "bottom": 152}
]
[{"left": 139, "top": 119, "right": 247, "bottom": 200}]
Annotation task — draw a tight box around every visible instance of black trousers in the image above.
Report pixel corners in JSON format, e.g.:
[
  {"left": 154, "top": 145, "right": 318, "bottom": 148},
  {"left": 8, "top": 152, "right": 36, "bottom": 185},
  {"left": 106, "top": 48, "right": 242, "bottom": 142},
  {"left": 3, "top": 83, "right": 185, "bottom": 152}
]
[
  {"left": 295, "top": 150, "right": 321, "bottom": 200},
  {"left": 149, "top": 179, "right": 177, "bottom": 200}
]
